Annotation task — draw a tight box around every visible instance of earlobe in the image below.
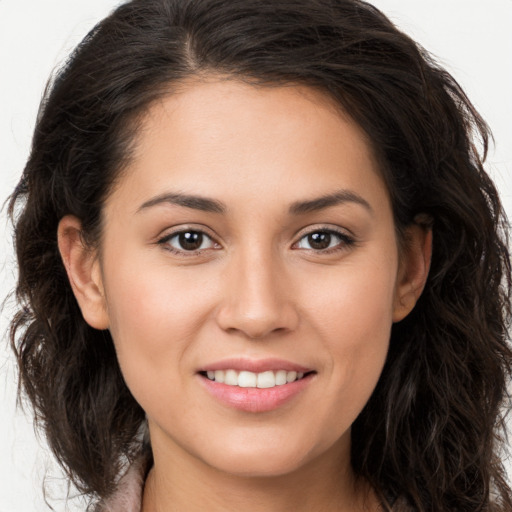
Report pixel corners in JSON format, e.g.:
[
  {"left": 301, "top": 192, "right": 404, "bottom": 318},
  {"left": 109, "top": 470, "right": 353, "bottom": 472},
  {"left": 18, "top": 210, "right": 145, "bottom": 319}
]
[
  {"left": 57, "top": 215, "right": 109, "bottom": 330},
  {"left": 392, "top": 223, "right": 432, "bottom": 323}
]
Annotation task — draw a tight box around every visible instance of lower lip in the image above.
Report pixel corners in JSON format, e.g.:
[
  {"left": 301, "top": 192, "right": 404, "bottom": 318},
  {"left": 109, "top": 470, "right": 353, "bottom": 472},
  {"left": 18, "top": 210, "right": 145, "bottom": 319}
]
[{"left": 198, "top": 374, "right": 314, "bottom": 413}]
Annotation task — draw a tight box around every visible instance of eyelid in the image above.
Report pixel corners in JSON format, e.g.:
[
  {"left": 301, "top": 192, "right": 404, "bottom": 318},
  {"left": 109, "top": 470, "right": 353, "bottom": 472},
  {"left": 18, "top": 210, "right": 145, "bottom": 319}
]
[
  {"left": 156, "top": 223, "right": 218, "bottom": 241},
  {"left": 156, "top": 225, "right": 222, "bottom": 255},
  {"left": 155, "top": 223, "right": 356, "bottom": 256},
  {"left": 291, "top": 225, "right": 356, "bottom": 253}
]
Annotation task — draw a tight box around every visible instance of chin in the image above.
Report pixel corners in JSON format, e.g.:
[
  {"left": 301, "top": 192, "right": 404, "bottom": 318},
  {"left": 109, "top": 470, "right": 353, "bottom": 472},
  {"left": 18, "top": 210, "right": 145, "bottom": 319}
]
[
  {"left": 212, "top": 452, "right": 308, "bottom": 479},
  {"left": 198, "top": 435, "right": 324, "bottom": 479}
]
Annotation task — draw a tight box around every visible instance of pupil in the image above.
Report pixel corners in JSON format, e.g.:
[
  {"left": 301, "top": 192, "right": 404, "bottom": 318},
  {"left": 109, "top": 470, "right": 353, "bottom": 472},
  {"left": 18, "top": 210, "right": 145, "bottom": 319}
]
[
  {"left": 179, "top": 232, "right": 203, "bottom": 250},
  {"left": 308, "top": 232, "right": 331, "bottom": 250}
]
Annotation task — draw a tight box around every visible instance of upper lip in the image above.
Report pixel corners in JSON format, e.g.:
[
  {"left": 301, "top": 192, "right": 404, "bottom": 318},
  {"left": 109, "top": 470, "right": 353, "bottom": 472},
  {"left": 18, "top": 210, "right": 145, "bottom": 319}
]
[{"left": 199, "top": 357, "right": 313, "bottom": 374}]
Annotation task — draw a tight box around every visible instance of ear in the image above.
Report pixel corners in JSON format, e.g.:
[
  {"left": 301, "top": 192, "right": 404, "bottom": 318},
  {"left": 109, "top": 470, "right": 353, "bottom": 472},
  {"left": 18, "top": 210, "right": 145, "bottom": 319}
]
[
  {"left": 392, "top": 222, "right": 432, "bottom": 323},
  {"left": 57, "top": 215, "right": 109, "bottom": 330}
]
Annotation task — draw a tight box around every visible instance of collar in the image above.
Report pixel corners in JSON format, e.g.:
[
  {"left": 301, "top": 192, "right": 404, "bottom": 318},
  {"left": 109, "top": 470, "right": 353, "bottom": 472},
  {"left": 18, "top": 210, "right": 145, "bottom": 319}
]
[{"left": 95, "top": 451, "right": 152, "bottom": 512}]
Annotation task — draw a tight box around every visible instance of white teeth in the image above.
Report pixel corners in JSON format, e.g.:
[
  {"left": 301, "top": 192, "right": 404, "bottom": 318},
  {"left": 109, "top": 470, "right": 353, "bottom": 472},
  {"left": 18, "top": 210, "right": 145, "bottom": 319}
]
[
  {"left": 275, "top": 370, "right": 287, "bottom": 385},
  {"left": 225, "top": 369, "right": 238, "bottom": 386},
  {"left": 238, "top": 370, "right": 257, "bottom": 387},
  {"left": 286, "top": 371, "right": 297, "bottom": 383},
  {"left": 204, "top": 369, "right": 307, "bottom": 388},
  {"left": 257, "top": 371, "right": 275, "bottom": 388}
]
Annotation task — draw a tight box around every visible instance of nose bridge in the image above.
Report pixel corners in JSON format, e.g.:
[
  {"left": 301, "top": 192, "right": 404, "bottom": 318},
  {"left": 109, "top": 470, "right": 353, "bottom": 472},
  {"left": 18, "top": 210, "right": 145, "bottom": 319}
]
[{"left": 216, "top": 241, "right": 297, "bottom": 338}]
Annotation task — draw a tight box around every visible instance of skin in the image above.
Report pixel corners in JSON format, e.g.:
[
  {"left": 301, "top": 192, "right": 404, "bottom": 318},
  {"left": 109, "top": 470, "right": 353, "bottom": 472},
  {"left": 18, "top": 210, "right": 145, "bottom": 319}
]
[{"left": 58, "top": 79, "right": 431, "bottom": 511}]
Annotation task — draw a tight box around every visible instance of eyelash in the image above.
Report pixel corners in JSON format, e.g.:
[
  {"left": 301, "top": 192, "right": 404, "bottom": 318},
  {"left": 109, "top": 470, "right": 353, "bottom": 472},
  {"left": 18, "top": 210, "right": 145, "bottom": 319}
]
[
  {"left": 156, "top": 227, "right": 355, "bottom": 256},
  {"left": 292, "top": 228, "right": 355, "bottom": 254},
  {"left": 157, "top": 228, "right": 219, "bottom": 256}
]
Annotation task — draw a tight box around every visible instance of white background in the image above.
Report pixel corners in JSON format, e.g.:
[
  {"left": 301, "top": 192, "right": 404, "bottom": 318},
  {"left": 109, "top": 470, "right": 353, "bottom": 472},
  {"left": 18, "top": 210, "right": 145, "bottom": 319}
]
[{"left": 1, "top": 1, "right": 511, "bottom": 510}]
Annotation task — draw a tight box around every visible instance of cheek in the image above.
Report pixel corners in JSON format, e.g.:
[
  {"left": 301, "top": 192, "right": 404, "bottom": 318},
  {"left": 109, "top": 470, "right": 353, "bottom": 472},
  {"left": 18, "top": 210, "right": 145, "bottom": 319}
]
[
  {"left": 308, "top": 255, "right": 397, "bottom": 341},
  {"left": 305, "top": 259, "right": 397, "bottom": 413},
  {"left": 102, "top": 258, "right": 216, "bottom": 380}
]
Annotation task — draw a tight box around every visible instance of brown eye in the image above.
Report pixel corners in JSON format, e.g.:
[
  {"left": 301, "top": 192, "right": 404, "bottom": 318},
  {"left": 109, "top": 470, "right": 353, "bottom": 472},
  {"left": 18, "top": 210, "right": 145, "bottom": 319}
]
[
  {"left": 295, "top": 229, "right": 354, "bottom": 252},
  {"left": 178, "top": 231, "right": 204, "bottom": 250},
  {"left": 307, "top": 232, "right": 332, "bottom": 250},
  {"left": 160, "top": 230, "right": 217, "bottom": 253}
]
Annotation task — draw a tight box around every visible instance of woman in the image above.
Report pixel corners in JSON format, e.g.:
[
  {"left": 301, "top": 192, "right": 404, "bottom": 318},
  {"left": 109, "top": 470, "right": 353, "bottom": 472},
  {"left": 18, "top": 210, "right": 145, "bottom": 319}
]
[{"left": 7, "top": 0, "right": 511, "bottom": 510}]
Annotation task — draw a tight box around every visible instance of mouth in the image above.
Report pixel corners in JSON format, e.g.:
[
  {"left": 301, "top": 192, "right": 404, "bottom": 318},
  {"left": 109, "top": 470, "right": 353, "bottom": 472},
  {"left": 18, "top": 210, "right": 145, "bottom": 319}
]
[
  {"left": 199, "top": 369, "right": 314, "bottom": 389},
  {"left": 197, "top": 359, "right": 316, "bottom": 413}
]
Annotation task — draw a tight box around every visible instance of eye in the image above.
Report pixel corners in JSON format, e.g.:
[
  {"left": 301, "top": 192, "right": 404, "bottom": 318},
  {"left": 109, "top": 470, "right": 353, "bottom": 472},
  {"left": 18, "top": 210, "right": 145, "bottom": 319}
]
[
  {"left": 294, "top": 229, "right": 354, "bottom": 252},
  {"left": 159, "top": 230, "right": 218, "bottom": 253}
]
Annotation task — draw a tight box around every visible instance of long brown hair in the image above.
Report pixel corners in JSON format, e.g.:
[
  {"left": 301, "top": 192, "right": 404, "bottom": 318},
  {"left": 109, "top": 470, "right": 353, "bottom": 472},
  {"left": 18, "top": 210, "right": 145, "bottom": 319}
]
[{"left": 8, "top": 0, "right": 511, "bottom": 509}]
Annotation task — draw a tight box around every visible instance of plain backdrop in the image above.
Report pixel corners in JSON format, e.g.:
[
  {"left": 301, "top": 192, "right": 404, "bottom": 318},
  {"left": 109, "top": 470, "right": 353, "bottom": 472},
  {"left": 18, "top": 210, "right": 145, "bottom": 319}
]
[{"left": 1, "top": 1, "right": 511, "bottom": 510}]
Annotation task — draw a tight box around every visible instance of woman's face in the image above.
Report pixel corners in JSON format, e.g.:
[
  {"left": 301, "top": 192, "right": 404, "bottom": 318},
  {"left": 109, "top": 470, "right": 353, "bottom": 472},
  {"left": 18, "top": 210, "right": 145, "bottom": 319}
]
[{"left": 62, "top": 79, "right": 428, "bottom": 478}]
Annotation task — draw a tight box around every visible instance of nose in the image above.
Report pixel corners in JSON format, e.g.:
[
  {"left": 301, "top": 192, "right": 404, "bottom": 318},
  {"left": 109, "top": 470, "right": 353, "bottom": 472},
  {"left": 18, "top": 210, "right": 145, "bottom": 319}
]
[{"left": 215, "top": 247, "right": 299, "bottom": 339}]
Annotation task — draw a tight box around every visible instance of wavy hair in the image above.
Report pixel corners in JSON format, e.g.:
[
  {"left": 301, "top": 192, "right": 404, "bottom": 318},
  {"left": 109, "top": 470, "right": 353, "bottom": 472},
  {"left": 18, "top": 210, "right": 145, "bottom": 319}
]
[{"left": 8, "top": 0, "right": 511, "bottom": 510}]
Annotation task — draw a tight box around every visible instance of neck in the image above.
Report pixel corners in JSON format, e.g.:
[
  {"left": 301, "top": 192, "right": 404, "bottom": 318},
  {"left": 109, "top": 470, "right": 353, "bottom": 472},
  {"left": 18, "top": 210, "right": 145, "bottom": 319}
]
[{"left": 142, "top": 427, "right": 378, "bottom": 512}]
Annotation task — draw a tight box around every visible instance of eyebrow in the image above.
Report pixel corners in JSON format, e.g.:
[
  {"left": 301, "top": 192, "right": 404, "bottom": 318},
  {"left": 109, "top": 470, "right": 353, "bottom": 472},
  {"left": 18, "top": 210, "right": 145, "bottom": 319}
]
[
  {"left": 288, "top": 190, "right": 373, "bottom": 216},
  {"left": 137, "top": 188, "right": 372, "bottom": 216},
  {"left": 137, "top": 192, "right": 226, "bottom": 214}
]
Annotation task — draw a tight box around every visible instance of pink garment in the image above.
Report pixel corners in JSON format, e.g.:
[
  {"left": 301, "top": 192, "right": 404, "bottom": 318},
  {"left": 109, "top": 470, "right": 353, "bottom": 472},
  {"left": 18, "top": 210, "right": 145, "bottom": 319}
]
[
  {"left": 94, "top": 453, "right": 406, "bottom": 511},
  {"left": 95, "top": 456, "right": 148, "bottom": 512}
]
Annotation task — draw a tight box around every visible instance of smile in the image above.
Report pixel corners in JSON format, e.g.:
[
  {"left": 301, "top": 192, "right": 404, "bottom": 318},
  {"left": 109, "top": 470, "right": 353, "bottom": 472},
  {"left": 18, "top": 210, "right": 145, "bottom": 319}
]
[
  {"left": 204, "top": 369, "right": 306, "bottom": 388},
  {"left": 198, "top": 361, "right": 315, "bottom": 413}
]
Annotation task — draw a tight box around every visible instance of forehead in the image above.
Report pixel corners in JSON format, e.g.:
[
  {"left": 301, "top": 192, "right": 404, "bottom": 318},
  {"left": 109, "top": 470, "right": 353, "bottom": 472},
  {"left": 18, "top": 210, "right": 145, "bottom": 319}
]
[
  {"left": 107, "top": 78, "right": 389, "bottom": 216},
  {"left": 139, "top": 78, "right": 368, "bottom": 154}
]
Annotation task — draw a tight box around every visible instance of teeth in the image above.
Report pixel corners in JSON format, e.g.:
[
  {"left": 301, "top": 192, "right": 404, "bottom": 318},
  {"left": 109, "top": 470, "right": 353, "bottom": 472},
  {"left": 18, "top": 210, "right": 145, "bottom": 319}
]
[
  {"left": 238, "top": 371, "right": 257, "bottom": 388},
  {"left": 205, "top": 369, "right": 307, "bottom": 388},
  {"left": 225, "top": 369, "right": 238, "bottom": 386},
  {"left": 286, "top": 371, "right": 297, "bottom": 383},
  {"left": 275, "top": 370, "right": 287, "bottom": 385},
  {"left": 257, "top": 371, "right": 275, "bottom": 388}
]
